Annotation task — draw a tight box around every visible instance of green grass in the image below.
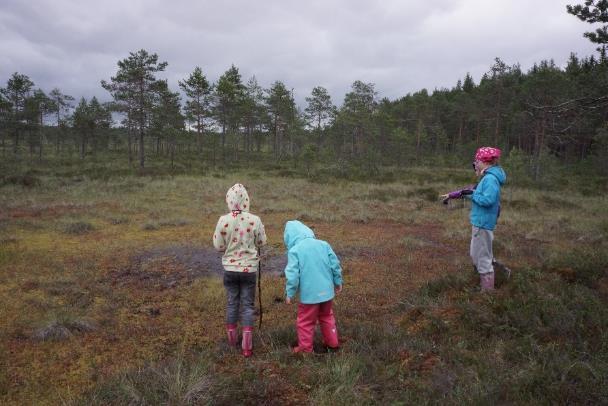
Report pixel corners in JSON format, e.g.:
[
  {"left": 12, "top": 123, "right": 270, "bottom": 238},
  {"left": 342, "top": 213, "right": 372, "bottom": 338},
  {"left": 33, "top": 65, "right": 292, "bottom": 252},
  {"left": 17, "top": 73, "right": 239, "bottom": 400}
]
[{"left": 393, "top": 268, "right": 608, "bottom": 404}]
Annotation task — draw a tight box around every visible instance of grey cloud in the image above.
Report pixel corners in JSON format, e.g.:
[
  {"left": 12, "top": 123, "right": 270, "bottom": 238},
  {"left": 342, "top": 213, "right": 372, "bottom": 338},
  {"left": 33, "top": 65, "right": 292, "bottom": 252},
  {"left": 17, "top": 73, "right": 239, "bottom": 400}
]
[{"left": 0, "top": 0, "right": 598, "bottom": 107}]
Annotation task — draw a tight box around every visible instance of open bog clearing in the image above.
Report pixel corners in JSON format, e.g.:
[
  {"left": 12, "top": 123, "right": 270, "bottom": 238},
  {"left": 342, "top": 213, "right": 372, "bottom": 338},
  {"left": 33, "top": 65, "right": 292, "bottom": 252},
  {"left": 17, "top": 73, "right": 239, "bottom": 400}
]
[{"left": 1, "top": 171, "right": 607, "bottom": 404}]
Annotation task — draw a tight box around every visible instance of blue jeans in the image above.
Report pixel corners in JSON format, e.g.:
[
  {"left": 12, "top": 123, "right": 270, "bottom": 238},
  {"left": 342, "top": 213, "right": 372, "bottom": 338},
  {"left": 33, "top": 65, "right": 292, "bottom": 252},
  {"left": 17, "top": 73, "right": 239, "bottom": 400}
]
[{"left": 223, "top": 271, "right": 257, "bottom": 327}]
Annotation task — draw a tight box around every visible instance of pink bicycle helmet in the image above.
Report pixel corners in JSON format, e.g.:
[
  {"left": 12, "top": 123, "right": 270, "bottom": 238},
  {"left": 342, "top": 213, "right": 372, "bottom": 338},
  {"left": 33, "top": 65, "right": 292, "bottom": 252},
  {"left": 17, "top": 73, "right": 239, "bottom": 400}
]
[{"left": 475, "top": 146, "right": 501, "bottom": 163}]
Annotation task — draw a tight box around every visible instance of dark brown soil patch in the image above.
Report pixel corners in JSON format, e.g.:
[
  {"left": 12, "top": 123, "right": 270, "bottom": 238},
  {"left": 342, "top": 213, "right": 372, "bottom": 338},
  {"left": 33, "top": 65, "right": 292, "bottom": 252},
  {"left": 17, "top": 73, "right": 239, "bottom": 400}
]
[{"left": 107, "top": 245, "right": 287, "bottom": 290}]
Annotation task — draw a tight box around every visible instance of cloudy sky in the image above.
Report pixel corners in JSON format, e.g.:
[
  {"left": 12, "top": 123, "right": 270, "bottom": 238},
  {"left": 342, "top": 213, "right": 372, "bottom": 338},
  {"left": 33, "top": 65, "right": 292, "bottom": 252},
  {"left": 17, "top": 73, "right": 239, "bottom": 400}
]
[{"left": 0, "top": 0, "right": 598, "bottom": 106}]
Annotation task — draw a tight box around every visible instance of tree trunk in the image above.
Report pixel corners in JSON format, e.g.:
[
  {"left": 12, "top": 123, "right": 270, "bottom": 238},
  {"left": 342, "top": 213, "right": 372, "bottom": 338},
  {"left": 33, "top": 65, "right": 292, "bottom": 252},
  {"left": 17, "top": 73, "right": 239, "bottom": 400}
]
[
  {"left": 138, "top": 79, "right": 146, "bottom": 168},
  {"left": 317, "top": 115, "right": 322, "bottom": 148},
  {"left": 415, "top": 120, "right": 422, "bottom": 157},
  {"left": 533, "top": 115, "right": 546, "bottom": 182},
  {"left": 38, "top": 125, "right": 43, "bottom": 161},
  {"left": 212, "top": 133, "right": 216, "bottom": 167},
  {"left": 56, "top": 111, "right": 61, "bottom": 154},
  {"left": 29, "top": 130, "right": 34, "bottom": 158},
  {"left": 246, "top": 123, "right": 251, "bottom": 156},
  {"left": 171, "top": 137, "right": 175, "bottom": 169},
  {"left": 221, "top": 121, "right": 226, "bottom": 165},
  {"left": 127, "top": 123, "right": 133, "bottom": 165},
  {"left": 458, "top": 117, "right": 463, "bottom": 151},
  {"left": 494, "top": 90, "right": 502, "bottom": 146},
  {"left": 197, "top": 116, "right": 202, "bottom": 154},
  {"left": 91, "top": 128, "right": 96, "bottom": 157},
  {"left": 80, "top": 132, "right": 86, "bottom": 159},
  {"left": 139, "top": 127, "right": 145, "bottom": 168},
  {"left": 255, "top": 124, "right": 261, "bottom": 153},
  {"left": 494, "top": 111, "right": 500, "bottom": 146},
  {"left": 14, "top": 129, "right": 19, "bottom": 154},
  {"left": 273, "top": 116, "right": 278, "bottom": 159}
]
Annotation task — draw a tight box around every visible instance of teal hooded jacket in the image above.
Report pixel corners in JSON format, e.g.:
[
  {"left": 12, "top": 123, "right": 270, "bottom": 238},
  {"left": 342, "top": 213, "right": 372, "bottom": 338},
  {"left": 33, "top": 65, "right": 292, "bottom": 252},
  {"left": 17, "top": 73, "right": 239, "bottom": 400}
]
[
  {"left": 283, "top": 220, "right": 343, "bottom": 304},
  {"left": 469, "top": 165, "right": 507, "bottom": 231}
]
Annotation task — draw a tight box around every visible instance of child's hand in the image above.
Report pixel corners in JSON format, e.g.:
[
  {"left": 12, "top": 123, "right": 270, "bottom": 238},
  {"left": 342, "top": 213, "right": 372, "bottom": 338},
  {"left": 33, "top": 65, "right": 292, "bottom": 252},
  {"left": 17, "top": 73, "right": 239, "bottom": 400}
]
[
  {"left": 285, "top": 296, "right": 293, "bottom": 304},
  {"left": 335, "top": 285, "right": 343, "bottom": 294}
]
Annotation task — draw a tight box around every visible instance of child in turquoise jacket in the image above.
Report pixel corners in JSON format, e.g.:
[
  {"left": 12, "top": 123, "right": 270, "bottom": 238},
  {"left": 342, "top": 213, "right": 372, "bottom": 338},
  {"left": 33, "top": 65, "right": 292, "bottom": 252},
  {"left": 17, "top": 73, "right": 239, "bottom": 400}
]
[
  {"left": 283, "top": 220, "right": 342, "bottom": 353},
  {"left": 443, "top": 147, "right": 507, "bottom": 291},
  {"left": 469, "top": 147, "right": 506, "bottom": 291}
]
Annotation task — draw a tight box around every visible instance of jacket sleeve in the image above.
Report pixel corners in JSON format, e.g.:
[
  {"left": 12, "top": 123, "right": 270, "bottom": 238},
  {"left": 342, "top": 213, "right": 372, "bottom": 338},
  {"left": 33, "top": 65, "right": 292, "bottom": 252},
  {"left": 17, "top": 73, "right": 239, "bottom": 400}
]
[
  {"left": 255, "top": 219, "right": 267, "bottom": 247},
  {"left": 471, "top": 176, "right": 498, "bottom": 208},
  {"left": 326, "top": 243, "right": 343, "bottom": 286},
  {"left": 284, "top": 249, "right": 300, "bottom": 299},
  {"left": 213, "top": 217, "right": 226, "bottom": 252}
]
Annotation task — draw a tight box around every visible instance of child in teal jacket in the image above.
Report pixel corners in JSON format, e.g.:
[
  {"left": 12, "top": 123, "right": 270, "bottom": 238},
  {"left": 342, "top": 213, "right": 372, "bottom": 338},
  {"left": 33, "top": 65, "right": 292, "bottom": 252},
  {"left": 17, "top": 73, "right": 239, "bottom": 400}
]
[
  {"left": 283, "top": 220, "right": 342, "bottom": 353},
  {"left": 443, "top": 147, "right": 507, "bottom": 291}
]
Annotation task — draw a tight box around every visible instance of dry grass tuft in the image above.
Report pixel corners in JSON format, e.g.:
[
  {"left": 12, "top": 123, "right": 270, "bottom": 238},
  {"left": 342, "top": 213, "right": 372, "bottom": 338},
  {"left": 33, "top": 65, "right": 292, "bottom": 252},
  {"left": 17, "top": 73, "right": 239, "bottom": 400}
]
[{"left": 33, "top": 317, "right": 95, "bottom": 341}]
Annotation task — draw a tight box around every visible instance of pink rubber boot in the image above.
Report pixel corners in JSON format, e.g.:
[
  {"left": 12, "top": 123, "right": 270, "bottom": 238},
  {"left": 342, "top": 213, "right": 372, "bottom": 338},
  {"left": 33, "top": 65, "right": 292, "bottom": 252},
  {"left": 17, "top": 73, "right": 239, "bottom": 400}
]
[
  {"left": 480, "top": 272, "right": 495, "bottom": 292},
  {"left": 242, "top": 326, "right": 253, "bottom": 357},
  {"left": 226, "top": 324, "right": 238, "bottom": 347}
]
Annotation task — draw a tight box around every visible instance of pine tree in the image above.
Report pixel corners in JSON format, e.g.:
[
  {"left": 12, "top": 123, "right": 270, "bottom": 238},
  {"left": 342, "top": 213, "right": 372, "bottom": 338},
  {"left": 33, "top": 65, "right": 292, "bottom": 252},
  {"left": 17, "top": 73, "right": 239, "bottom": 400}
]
[
  {"left": 1, "top": 73, "right": 34, "bottom": 155},
  {"left": 342, "top": 80, "right": 377, "bottom": 158},
  {"left": 0, "top": 92, "right": 10, "bottom": 155},
  {"left": 242, "top": 76, "right": 266, "bottom": 156},
  {"left": 28, "top": 89, "right": 53, "bottom": 159},
  {"left": 102, "top": 49, "right": 168, "bottom": 168},
  {"left": 213, "top": 65, "right": 245, "bottom": 165},
  {"left": 179, "top": 67, "right": 211, "bottom": 155},
  {"left": 305, "top": 86, "right": 334, "bottom": 148},
  {"left": 567, "top": 1, "right": 608, "bottom": 53},
  {"left": 72, "top": 98, "right": 91, "bottom": 159},
  {"left": 151, "top": 80, "right": 184, "bottom": 166},
  {"left": 48, "top": 88, "right": 74, "bottom": 154},
  {"left": 88, "top": 97, "right": 112, "bottom": 155},
  {"left": 266, "top": 81, "right": 295, "bottom": 159}
]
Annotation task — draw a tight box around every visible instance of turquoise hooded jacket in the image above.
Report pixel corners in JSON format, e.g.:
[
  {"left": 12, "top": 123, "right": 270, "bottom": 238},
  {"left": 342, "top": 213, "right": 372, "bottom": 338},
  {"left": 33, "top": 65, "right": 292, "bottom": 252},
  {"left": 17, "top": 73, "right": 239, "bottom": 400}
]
[
  {"left": 469, "top": 165, "right": 507, "bottom": 231},
  {"left": 283, "top": 220, "right": 343, "bottom": 304}
]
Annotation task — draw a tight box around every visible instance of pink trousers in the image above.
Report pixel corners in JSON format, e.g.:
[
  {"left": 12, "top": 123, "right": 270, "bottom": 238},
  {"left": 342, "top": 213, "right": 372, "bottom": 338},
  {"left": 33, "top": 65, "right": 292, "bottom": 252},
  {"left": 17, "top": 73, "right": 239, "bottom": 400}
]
[{"left": 296, "top": 300, "right": 339, "bottom": 352}]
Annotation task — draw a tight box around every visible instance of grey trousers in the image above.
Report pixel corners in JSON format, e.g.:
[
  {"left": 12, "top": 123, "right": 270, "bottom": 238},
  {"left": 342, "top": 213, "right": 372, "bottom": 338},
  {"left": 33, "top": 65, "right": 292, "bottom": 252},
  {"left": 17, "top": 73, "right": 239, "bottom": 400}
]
[
  {"left": 470, "top": 226, "right": 494, "bottom": 275},
  {"left": 223, "top": 271, "right": 257, "bottom": 327}
]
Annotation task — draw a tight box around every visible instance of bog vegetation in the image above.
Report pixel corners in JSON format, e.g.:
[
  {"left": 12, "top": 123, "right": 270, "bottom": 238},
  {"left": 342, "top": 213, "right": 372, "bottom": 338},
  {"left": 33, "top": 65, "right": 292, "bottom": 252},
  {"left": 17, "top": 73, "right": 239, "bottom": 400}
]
[
  {"left": 0, "top": 164, "right": 607, "bottom": 404},
  {"left": 1, "top": 2, "right": 608, "bottom": 404}
]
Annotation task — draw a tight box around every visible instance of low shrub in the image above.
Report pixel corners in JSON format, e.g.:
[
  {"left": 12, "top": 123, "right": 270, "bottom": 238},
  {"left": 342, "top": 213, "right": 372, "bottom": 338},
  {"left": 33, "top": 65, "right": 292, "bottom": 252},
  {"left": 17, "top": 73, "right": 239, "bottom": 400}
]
[
  {"left": 62, "top": 221, "right": 94, "bottom": 235},
  {"left": 141, "top": 221, "right": 160, "bottom": 231},
  {"left": 545, "top": 246, "right": 608, "bottom": 287},
  {"left": 1, "top": 175, "right": 41, "bottom": 188}
]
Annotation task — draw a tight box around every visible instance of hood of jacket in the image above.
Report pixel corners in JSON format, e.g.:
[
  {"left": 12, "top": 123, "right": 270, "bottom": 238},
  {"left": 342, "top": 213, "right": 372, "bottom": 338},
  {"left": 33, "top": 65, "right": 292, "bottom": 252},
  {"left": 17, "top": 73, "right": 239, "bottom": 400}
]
[
  {"left": 226, "top": 183, "right": 250, "bottom": 212},
  {"left": 284, "top": 220, "right": 315, "bottom": 250},
  {"left": 484, "top": 166, "right": 506, "bottom": 186}
]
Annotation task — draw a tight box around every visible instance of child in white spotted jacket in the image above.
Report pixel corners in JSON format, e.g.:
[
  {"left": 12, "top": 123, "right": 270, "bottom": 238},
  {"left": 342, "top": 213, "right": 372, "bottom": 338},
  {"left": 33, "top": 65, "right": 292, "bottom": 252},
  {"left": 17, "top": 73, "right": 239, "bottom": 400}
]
[{"left": 213, "top": 183, "right": 267, "bottom": 357}]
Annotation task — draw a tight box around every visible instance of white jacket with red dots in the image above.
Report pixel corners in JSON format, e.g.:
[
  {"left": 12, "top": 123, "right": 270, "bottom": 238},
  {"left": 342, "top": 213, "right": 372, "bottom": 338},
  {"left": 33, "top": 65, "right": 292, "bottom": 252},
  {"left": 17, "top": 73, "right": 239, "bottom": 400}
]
[{"left": 213, "top": 184, "right": 267, "bottom": 272}]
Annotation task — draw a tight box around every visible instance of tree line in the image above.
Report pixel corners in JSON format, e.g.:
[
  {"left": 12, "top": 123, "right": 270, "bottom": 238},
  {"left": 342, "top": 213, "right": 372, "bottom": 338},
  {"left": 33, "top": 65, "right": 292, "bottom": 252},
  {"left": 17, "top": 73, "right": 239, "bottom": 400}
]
[{"left": 1, "top": 2, "right": 607, "bottom": 180}]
